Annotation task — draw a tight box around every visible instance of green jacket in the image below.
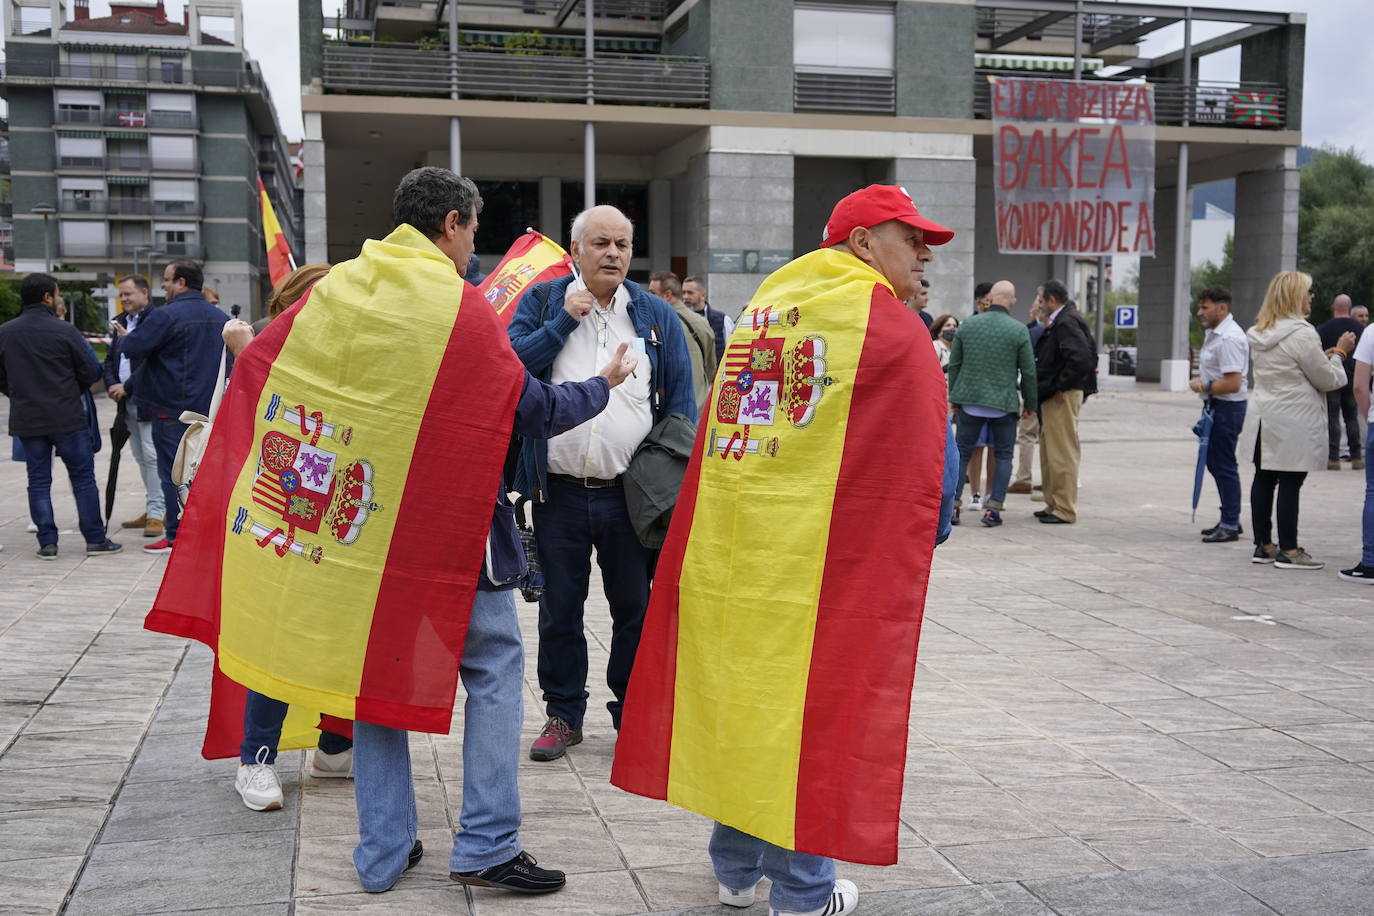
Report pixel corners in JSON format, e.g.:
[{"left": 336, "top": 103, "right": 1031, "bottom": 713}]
[{"left": 947, "top": 307, "right": 1038, "bottom": 414}]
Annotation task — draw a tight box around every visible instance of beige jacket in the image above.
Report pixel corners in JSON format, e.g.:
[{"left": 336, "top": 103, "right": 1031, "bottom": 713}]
[
  {"left": 672, "top": 300, "right": 718, "bottom": 413},
  {"left": 1238, "top": 318, "right": 1347, "bottom": 472}
]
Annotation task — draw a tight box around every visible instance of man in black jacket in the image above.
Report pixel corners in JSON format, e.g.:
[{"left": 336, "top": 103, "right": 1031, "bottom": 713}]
[
  {"left": 0, "top": 274, "right": 122, "bottom": 559},
  {"left": 1033, "top": 280, "right": 1096, "bottom": 524}
]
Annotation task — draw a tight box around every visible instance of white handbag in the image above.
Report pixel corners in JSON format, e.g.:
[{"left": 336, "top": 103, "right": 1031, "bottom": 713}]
[{"left": 171, "top": 345, "right": 227, "bottom": 509}]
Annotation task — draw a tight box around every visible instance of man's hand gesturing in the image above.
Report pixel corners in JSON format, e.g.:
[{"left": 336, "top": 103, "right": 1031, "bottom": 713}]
[
  {"left": 597, "top": 341, "right": 639, "bottom": 388},
  {"left": 564, "top": 289, "right": 595, "bottom": 320}
]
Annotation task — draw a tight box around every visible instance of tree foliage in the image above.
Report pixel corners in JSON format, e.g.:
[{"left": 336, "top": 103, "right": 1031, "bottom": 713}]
[
  {"left": 0, "top": 278, "right": 19, "bottom": 324},
  {"left": 1298, "top": 146, "right": 1374, "bottom": 324}
]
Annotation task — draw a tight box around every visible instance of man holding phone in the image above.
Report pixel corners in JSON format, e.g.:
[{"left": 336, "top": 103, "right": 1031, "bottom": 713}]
[{"left": 103, "top": 275, "right": 165, "bottom": 539}]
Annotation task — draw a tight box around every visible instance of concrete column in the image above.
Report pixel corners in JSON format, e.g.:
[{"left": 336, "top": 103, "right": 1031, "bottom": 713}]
[
  {"left": 302, "top": 110, "right": 328, "bottom": 264},
  {"left": 689, "top": 151, "right": 793, "bottom": 319},
  {"left": 1231, "top": 148, "right": 1299, "bottom": 329},
  {"left": 299, "top": 0, "right": 323, "bottom": 89},
  {"left": 1136, "top": 181, "right": 1192, "bottom": 385},
  {"left": 539, "top": 176, "right": 562, "bottom": 245},
  {"left": 649, "top": 178, "right": 670, "bottom": 271},
  {"left": 888, "top": 155, "right": 975, "bottom": 319}
]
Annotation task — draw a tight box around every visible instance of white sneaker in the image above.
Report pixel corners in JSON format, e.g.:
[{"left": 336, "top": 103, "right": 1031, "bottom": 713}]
[
  {"left": 719, "top": 879, "right": 761, "bottom": 908},
  {"left": 770, "top": 879, "right": 858, "bottom": 916},
  {"left": 26, "top": 521, "right": 38, "bottom": 533},
  {"left": 969, "top": 493, "right": 982, "bottom": 510},
  {"left": 310, "top": 747, "right": 354, "bottom": 779},
  {"left": 235, "top": 747, "right": 283, "bottom": 811}
]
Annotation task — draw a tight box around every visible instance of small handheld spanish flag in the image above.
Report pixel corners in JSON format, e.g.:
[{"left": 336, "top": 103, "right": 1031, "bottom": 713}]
[{"left": 477, "top": 229, "right": 574, "bottom": 326}]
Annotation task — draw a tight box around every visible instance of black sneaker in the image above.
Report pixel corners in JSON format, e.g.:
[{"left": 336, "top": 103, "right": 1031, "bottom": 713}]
[
  {"left": 1033, "top": 509, "right": 1051, "bottom": 518},
  {"left": 950, "top": 506, "right": 960, "bottom": 526},
  {"left": 1251, "top": 544, "right": 1278, "bottom": 564},
  {"left": 981, "top": 509, "right": 1003, "bottom": 527},
  {"left": 85, "top": 539, "right": 124, "bottom": 556},
  {"left": 1201, "top": 523, "right": 1244, "bottom": 536},
  {"left": 452, "top": 851, "right": 566, "bottom": 894},
  {"left": 1201, "top": 527, "right": 1240, "bottom": 543},
  {"left": 1337, "top": 564, "right": 1374, "bottom": 584},
  {"left": 36, "top": 544, "right": 58, "bottom": 561},
  {"left": 407, "top": 840, "right": 423, "bottom": 870}
]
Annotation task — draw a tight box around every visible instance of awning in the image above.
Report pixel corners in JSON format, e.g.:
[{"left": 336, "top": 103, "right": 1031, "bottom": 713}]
[
  {"left": 458, "top": 29, "right": 659, "bottom": 53},
  {"left": 106, "top": 130, "right": 148, "bottom": 140},
  {"left": 56, "top": 129, "right": 103, "bottom": 138},
  {"left": 975, "top": 53, "right": 1104, "bottom": 72},
  {"left": 107, "top": 175, "right": 149, "bottom": 185}
]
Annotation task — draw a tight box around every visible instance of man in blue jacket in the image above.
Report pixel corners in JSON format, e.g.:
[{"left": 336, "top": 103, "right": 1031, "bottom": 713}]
[
  {"left": 508, "top": 204, "right": 695, "bottom": 762},
  {"left": 118, "top": 258, "right": 229, "bottom": 553}
]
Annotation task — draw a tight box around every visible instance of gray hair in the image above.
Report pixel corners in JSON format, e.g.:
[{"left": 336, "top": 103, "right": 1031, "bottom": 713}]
[
  {"left": 569, "top": 205, "right": 634, "bottom": 246},
  {"left": 392, "top": 167, "right": 483, "bottom": 238},
  {"left": 684, "top": 275, "right": 707, "bottom": 291}
]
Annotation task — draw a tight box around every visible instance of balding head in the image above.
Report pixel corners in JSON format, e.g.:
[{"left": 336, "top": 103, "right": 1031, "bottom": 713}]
[
  {"left": 570, "top": 205, "right": 634, "bottom": 300},
  {"left": 1333, "top": 294, "right": 1353, "bottom": 316},
  {"left": 988, "top": 280, "right": 1016, "bottom": 309}
]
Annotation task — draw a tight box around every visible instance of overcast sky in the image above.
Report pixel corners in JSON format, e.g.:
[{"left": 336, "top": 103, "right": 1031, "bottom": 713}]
[{"left": 76, "top": 0, "right": 1374, "bottom": 160}]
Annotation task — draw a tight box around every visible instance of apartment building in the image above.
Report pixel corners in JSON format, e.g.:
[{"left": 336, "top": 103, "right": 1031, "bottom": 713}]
[{"left": 2, "top": 0, "right": 301, "bottom": 314}]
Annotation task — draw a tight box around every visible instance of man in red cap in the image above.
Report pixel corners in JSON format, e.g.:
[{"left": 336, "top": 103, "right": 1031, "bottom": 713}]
[{"left": 611, "top": 185, "right": 958, "bottom": 916}]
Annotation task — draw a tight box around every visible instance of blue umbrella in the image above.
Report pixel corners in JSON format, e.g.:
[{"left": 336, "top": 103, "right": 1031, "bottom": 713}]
[{"left": 1190, "top": 404, "right": 1214, "bottom": 522}]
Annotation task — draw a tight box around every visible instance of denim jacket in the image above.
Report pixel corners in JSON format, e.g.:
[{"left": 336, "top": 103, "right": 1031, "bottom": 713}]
[
  {"left": 120, "top": 290, "right": 231, "bottom": 418},
  {"left": 507, "top": 275, "right": 695, "bottom": 499}
]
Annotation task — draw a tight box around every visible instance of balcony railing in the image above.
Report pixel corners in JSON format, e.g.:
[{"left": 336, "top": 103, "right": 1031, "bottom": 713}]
[
  {"left": 794, "top": 68, "right": 895, "bottom": 116},
  {"left": 61, "top": 241, "right": 202, "bottom": 259},
  {"left": 2, "top": 60, "right": 263, "bottom": 91},
  {"left": 976, "top": 8, "right": 1149, "bottom": 46},
  {"left": 59, "top": 198, "right": 204, "bottom": 216},
  {"left": 368, "top": 0, "right": 669, "bottom": 18},
  {"left": 56, "top": 155, "right": 201, "bottom": 172},
  {"left": 54, "top": 108, "right": 198, "bottom": 129},
  {"left": 973, "top": 73, "right": 1289, "bottom": 130},
  {"left": 0, "top": 155, "right": 9, "bottom": 172},
  {"left": 322, "top": 42, "right": 709, "bottom": 106}
]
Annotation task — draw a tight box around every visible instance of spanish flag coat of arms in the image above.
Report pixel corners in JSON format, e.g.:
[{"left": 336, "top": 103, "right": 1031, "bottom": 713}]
[
  {"left": 144, "top": 225, "right": 525, "bottom": 735},
  {"left": 611, "top": 247, "right": 948, "bottom": 866}
]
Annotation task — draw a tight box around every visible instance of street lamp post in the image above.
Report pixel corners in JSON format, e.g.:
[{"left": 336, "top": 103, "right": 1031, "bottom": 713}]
[{"left": 30, "top": 202, "right": 55, "bottom": 274}]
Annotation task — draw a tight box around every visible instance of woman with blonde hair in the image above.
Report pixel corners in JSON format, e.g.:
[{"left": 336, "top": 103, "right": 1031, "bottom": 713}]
[{"left": 1239, "top": 270, "right": 1357, "bottom": 569}]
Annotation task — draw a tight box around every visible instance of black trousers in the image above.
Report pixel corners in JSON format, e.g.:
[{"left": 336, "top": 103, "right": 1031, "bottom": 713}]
[
  {"left": 1328, "top": 386, "right": 1363, "bottom": 460},
  {"left": 1251, "top": 434, "right": 1307, "bottom": 551}
]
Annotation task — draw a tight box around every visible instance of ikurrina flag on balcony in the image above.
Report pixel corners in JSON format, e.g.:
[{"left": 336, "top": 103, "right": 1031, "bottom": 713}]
[
  {"left": 610, "top": 247, "right": 948, "bottom": 866},
  {"left": 143, "top": 224, "right": 525, "bottom": 745},
  {"left": 259, "top": 176, "right": 295, "bottom": 286},
  {"left": 477, "top": 229, "right": 574, "bottom": 326},
  {"left": 1229, "top": 90, "right": 1281, "bottom": 127}
]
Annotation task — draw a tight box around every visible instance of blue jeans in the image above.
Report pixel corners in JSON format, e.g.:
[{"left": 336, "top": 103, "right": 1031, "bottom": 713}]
[
  {"left": 19, "top": 430, "right": 107, "bottom": 547},
  {"left": 1205, "top": 399, "right": 1246, "bottom": 529},
  {"left": 953, "top": 408, "right": 1018, "bottom": 509},
  {"left": 709, "top": 823, "right": 835, "bottom": 913},
  {"left": 128, "top": 416, "right": 166, "bottom": 521},
  {"left": 150, "top": 416, "right": 188, "bottom": 541},
  {"left": 352, "top": 588, "right": 524, "bottom": 892},
  {"left": 532, "top": 477, "right": 651, "bottom": 729},
  {"left": 241, "top": 691, "right": 353, "bottom": 764},
  {"left": 1362, "top": 425, "right": 1374, "bottom": 567}
]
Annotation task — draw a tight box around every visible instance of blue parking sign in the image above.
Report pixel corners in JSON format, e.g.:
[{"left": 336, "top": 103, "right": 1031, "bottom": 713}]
[{"left": 1115, "top": 306, "right": 1138, "bottom": 329}]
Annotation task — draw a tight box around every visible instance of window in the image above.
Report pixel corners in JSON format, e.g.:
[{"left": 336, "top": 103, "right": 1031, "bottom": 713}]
[
  {"left": 57, "top": 136, "right": 105, "bottom": 167},
  {"left": 160, "top": 56, "right": 185, "bottom": 83},
  {"left": 149, "top": 135, "right": 195, "bottom": 170},
  {"left": 148, "top": 91, "right": 195, "bottom": 128},
  {"left": 60, "top": 177, "right": 106, "bottom": 212},
  {"left": 474, "top": 181, "right": 541, "bottom": 257},
  {"left": 60, "top": 220, "right": 108, "bottom": 257},
  {"left": 794, "top": 2, "right": 895, "bottom": 72},
  {"left": 67, "top": 51, "right": 95, "bottom": 79},
  {"left": 54, "top": 89, "right": 103, "bottom": 124},
  {"left": 152, "top": 179, "right": 197, "bottom": 214},
  {"left": 114, "top": 53, "right": 139, "bottom": 80}
]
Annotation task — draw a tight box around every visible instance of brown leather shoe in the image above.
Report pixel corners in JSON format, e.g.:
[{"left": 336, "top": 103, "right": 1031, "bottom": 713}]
[
  {"left": 1007, "top": 482, "right": 1032, "bottom": 494},
  {"left": 121, "top": 513, "right": 147, "bottom": 529},
  {"left": 144, "top": 519, "right": 165, "bottom": 539}
]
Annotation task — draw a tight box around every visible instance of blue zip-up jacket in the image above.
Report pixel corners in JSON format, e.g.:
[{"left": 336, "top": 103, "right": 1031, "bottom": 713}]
[
  {"left": 120, "top": 290, "right": 231, "bottom": 418},
  {"left": 507, "top": 275, "right": 695, "bottom": 499}
]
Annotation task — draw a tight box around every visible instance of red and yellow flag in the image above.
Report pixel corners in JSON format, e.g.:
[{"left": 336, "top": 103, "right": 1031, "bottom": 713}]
[
  {"left": 477, "top": 229, "right": 573, "bottom": 326},
  {"left": 144, "top": 224, "right": 525, "bottom": 739},
  {"left": 259, "top": 176, "right": 295, "bottom": 286},
  {"left": 611, "top": 247, "right": 948, "bottom": 865}
]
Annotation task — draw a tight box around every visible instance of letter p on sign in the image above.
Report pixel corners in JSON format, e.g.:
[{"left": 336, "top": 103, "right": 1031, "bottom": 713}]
[{"left": 1115, "top": 305, "right": 1138, "bottom": 329}]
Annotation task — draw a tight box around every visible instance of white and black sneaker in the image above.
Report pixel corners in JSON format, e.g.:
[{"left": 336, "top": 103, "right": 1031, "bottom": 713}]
[
  {"left": 770, "top": 879, "right": 858, "bottom": 916},
  {"left": 1338, "top": 563, "right": 1374, "bottom": 584}
]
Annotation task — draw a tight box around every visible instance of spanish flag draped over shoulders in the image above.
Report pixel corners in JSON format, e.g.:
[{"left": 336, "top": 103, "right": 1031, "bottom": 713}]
[
  {"left": 144, "top": 224, "right": 525, "bottom": 735},
  {"left": 611, "top": 247, "right": 948, "bottom": 866}
]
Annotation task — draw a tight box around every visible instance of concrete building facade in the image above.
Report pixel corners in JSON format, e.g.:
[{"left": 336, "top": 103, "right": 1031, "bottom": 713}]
[
  {"left": 2, "top": 0, "right": 301, "bottom": 315},
  {"left": 301, "top": 0, "right": 1304, "bottom": 385}
]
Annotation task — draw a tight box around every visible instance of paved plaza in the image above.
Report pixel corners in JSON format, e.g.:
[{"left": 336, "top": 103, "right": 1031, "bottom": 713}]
[{"left": 2, "top": 384, "right": 1373, "bottom": 915}]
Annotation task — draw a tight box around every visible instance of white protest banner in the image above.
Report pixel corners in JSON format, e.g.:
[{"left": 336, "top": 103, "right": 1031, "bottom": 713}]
[{"left": 991, "top": 76, "right": 1156, "bottom": 256}]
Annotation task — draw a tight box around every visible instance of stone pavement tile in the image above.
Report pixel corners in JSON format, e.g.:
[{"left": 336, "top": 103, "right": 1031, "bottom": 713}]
[
  {"left": 1219, "top": 815, "right": 1374, "bottom": 858},
  {"left": 0, "top": 676, "right": 60, "bottom": 704},
  {"left": 1252, "top": 764, "right": 1374, "bottom": 814},
  {"left": 937, "top": 835, "right": 1114, "bottom": 883},
  {"left": 633, "top": 862, "right": 733, "bottom": 912},
  {"left": 1174, "top": 728, "right": 1342, "bottom": 770},
  {"left": 517, "top": 771, "right": 599, "bottom": 815},
  {"left": 1302, "top": 686, "right": 1374, "bottom": 718},
  {"left": 295, "top": 887, "right": 471, "bottom": 914},
  {"left": 1011, "top": 650, "right": 1133, "bottom": 679},
  {"left": 1009, "top": 778, "right": 1190, "bottom": 835},
  {"left": 1053, "top": 672, "right": 1190, "bottom": 704},
  {"left": 1206, "top": 691, "right": 1355, "bottom": 727},
  {"left": 150, "top": 907, "right": 288, "bottom": 916},
  {"left": 901, "top": 748, "right": 996, "bottom": 796},
  {"left": 1109, "top": 697, "right": 1259, "bottom": 734},
  {"left": 910, "top": 679, "right": 991, "bottom": 712},
  {"left": 901, "top": 787, "right": 1057, "bottom": 846},
  {"left": 951, "top": 740, "right": 1110, "bottom": 788},
  {"left": 0, "top": 805, "right": 107, "bottom": 861},
  {"left": 65, "top": 650, "right": 181, "bottom": 680},
  {"left": 468, "top": 868, "right": 645, "bottom": 914},
  {"left": 843, "top": 882, "right": 1056, "bottom": 916},
  {"left": 1212, "top": 850, "right": 1374, "bottom": 916},
  {"left": 100, "top": 773, "right": 300, "bottom": 843},
  {"left": 65, "top": 829, "right": 296, "bottom": 916},
  {"left": 964, "top": 630, "right": 1078, "bottom": 656},
  {"left": 44, "top": 672, "right": 173, "bottom": 704},
  {"left": 1055, "top": 627, "right": 1168, "bottom": 651},
  {"left": 0, "top": 854, "right": 85, "bottom": 914},
  {"left": 959, "top": 675, "right": 1089, "bottom": 704},
  {"left": 0, "top": 653, "right": 74, "bottom": 678},
  {"left": 1251, "top": 662, "right": 1371, "bottom": 694},
  {"left": 516, "top": 812, "right": 627, "bottom": 874},
  {"left": 22, "top": 695, "right": 159, "bottom": 735},
  {"left": 1002, "top": 700, "right": 1152, "bottom": 740},
  {"left": 1078, "top": 824, "right": 1258, "bottom": 870},
  {"left": 1095, "top": 648, "right": 1279, "bottom": 697},
  {"left": 604, "top": 810, "right": 714, "bottom": 870},
  {"left": 0, "top": 725, "right": 144, "bottom": 772},
  {"left": 912, "top": 707, "right": 1042, "bottom": 747},
  {"left": 300, "top": 781, "right": 363, "bottom": 838},
  {"left": 1278, "top": 723, "right": 1374, "bottom": 763},
  {"left": 1021, "top": 864, "right": 1280, "bottom": 915},
  {"left": 0, "top": 762, "right": 126, "bottom": 813},
  {"left": 296, "top": 828, "right": 452, "bottom": 897},
  {"left": 126, "top": 730, "right": 301, "bottom": 785},
  {"left": 837, "top": 846, "right": 968, "bottom": 893},
  {"left": 143, "top": 689, "right": 211, "bottom": 737},
  {"left": 1135, "top": 772, "right": 1320, "bottom": 826},
  {"left": 1067, "top": 734, "right": 1228, "bottom": 780}
]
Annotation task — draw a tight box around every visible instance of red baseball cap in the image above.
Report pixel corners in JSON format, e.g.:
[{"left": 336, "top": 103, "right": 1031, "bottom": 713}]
[{"left": 820, "top": 185, "right": 955, "bottom": 249}]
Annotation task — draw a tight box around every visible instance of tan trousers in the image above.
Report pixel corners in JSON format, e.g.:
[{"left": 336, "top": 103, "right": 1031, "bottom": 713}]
[
  {"left": 1013, "top": 410, "right": 1040, "bottom": 485},
  {"left": 1039, "top": 390, "right": 1084, "bottom": 522}
]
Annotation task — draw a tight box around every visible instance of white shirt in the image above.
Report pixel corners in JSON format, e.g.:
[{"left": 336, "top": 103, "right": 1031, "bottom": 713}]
[
  {"left": 1354, "top": 322, "right": 1374, "bottom": 423},
  {"left": 1047, "top": 305, "right": 1065, "bottom": 326},
  {"left": 546, "top": 277, "right": 653, "bottom": 479},
  {"left": 118, "top": 308, "right": 146, "bottom": 384},
  {"left": 1198, "top": 314, "right": 1249, "bottom": 402}
]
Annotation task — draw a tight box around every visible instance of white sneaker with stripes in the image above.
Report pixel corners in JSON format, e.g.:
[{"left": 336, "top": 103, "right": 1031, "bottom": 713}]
[{"left": 769, "top": 879, "right": 858, "bottom": 916}]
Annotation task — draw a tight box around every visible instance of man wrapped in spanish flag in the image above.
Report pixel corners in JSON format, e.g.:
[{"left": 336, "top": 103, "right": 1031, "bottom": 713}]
[{"left": 611, "top": 185, "right": 959, "bottom": 916}]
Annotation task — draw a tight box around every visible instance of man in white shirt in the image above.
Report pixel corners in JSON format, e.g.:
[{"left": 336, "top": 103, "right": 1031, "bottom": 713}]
[
  {"left": 507, "top": 205, "right": 695, "bottom": 761},
  {"left": 1189, "top": 285, "right": 1249, "bottom": 542},
  {"left": 102, "top": 275, "right": 165, "bottom": 539},
  {"left": 1340, "top": 323, "right": 1374, "bottom": 582}
]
